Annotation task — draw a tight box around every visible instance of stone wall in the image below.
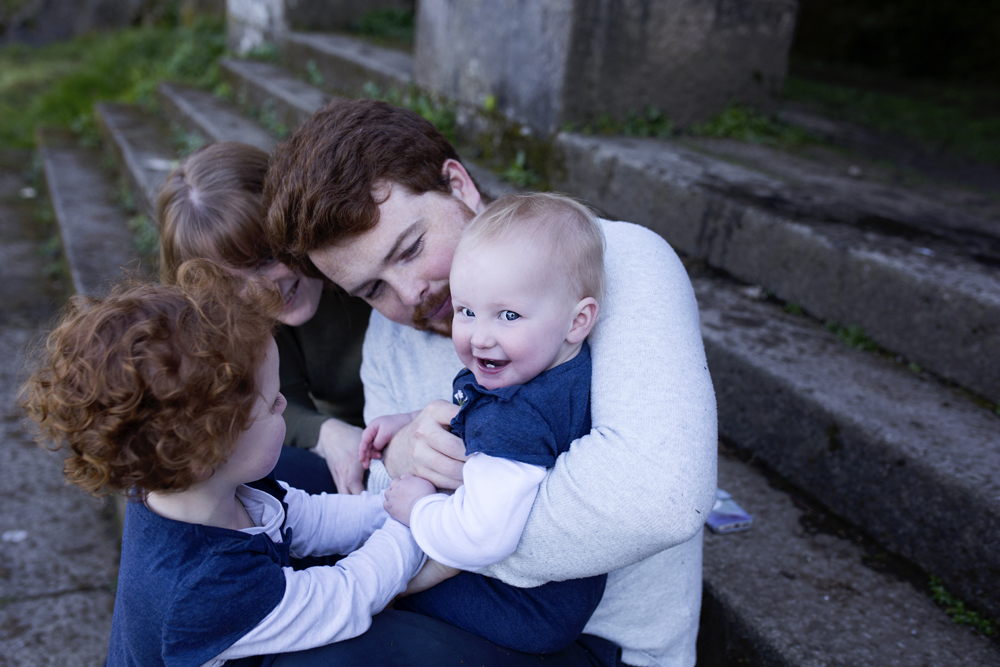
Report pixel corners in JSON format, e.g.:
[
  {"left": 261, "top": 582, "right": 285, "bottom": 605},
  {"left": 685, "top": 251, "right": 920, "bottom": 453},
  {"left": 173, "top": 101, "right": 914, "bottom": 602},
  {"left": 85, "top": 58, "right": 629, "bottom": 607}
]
[{"left": 416, "top": 0, "right": 799, "bottom": 135}]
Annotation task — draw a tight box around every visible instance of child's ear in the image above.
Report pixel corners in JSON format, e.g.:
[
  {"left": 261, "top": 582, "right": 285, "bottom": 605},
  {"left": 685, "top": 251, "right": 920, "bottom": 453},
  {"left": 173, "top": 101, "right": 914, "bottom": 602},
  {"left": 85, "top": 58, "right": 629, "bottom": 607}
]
[{"left": 566, "top": 298, "right": 599, "bottom": 344}]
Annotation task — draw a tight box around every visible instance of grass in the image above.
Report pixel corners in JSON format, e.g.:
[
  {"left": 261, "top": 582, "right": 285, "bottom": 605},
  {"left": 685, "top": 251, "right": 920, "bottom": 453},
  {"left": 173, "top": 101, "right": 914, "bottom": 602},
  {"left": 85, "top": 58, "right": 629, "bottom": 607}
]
[
  {"left": 0, "top": 18, "right": 226, "bottom": 150},
  {"left": 362, "top": 81, "right": 456, "bottom": 143},
  {"left": 929, "top": 576, "right": 997, "bottom": 636},
  {"left": 784, "top": 73, "right": 1000, "bottom": 165}
]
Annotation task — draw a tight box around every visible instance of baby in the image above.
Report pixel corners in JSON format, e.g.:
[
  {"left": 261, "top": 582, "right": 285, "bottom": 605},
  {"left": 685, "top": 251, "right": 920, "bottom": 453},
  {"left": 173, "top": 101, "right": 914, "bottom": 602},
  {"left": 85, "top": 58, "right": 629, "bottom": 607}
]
[
  {"left": 359, "top": 192, "right": 607, "bottom": 654},
  {"left": 22, "top": 260, "right": 423, "bottom": 667}
]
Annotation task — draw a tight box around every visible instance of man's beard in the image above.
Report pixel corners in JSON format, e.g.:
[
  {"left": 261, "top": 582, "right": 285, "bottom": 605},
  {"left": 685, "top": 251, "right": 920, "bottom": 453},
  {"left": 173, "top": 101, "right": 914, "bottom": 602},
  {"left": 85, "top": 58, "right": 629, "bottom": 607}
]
[{"left": 412, "top": 286, "right": 452, "bottom": 337}]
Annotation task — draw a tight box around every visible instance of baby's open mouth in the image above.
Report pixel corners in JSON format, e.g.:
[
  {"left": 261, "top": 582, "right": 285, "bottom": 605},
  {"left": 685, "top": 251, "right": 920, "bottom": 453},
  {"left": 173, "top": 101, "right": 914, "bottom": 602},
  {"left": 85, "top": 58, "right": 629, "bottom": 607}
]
[{"left": 478, "top": 358, "right": 510, "bottom": 370}]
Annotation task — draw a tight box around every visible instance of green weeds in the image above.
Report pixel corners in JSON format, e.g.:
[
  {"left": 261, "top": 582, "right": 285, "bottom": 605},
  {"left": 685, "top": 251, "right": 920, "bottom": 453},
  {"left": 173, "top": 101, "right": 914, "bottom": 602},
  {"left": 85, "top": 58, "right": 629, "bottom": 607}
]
[
  {"left": 784, "top": 75, "right": 1000, "bottom": 165},
  {"left": 128, "top": 214, "right": 160, "bottom": 260},
  {"left": 362, "top": 81, "right": 456, "bottom": 142},
  {"left": 691, "top": 104, "right": 809, "bottom": 145},
  {"left": 929, "top": 576, "right": 996, "bottom": 636},
  {"left": 353, "top": 8, "right": 415, "bottom": 46},
  {"left": 825, "top": 322, "right": 880, "bottom": 352},
  {"left": 0, "top": 18, "right": 225, "bottom": 149},
  {"left": 499, "top": 150, "right": 541, "bottom": 188}
]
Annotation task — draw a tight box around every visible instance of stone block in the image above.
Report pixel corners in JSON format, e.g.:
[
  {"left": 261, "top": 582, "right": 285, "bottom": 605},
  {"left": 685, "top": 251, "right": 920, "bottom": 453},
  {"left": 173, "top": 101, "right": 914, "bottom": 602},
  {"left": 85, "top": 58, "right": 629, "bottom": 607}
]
[{"left": 415, "top": 0, "right": 798, "bottom": 135}]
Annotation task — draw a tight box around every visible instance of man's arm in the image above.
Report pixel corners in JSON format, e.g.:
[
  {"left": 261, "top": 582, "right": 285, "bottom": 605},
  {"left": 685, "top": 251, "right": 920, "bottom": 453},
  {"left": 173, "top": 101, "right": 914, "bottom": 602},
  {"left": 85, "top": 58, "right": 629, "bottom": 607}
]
[{"left": 479, "top": 221, "right": 719, "bottom": 587}]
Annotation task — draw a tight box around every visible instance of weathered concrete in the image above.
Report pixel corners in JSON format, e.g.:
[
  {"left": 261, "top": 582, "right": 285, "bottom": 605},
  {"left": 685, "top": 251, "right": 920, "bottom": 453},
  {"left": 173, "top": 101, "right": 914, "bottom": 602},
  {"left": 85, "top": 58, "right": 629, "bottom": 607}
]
[
  {"left": 415, "top": 0, "right": 798, "bottom": 135},
  {"left": 220, "top": 57, "right": 330, "bottom": 132},
  {"left": 696, "top": 273, "right": 1000, "bottom": 618},
  {"left": 37, "top": 128, "right": 142, "bottom": 296},
  {"left": 284, "top": 31, "right": 413, "bottom": 96},
  {"left": 226, "top": 0, "right": 413, "bottom": 54},
  {"left": 157, "top": 82, "right": 278, "bottom": 153},
  {"left": 553, "top": 132, "right": 1000, "bottom": 402},
  {"left": 0, "top": 149, "right": 118, "bottom": 667},
  {"left": 94, "top": 103, "right": 178, "bottom": 222},
  {"left": 702, "top": 451, "right": 1000, "bottom": 666}
]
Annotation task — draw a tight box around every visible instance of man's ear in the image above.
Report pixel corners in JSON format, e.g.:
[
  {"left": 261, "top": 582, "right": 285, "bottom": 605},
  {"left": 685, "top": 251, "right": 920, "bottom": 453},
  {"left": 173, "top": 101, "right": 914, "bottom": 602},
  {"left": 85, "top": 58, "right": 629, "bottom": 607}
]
[
  {"left": 566, "top": 297, "right": 599, "bottom": 344},
  {"left": 442, "top": 159, "right": 483, "bottom": 214}
]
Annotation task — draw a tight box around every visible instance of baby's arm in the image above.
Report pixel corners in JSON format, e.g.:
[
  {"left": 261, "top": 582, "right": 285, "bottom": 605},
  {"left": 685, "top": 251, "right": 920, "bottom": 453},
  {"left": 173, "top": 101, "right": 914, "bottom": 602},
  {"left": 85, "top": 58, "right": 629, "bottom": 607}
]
[
  {"left": 358, "top": 410, "right": 421, "bottom": 469},
  {"left": 408, "top": 454, "right": 546, "bottom": 570}
]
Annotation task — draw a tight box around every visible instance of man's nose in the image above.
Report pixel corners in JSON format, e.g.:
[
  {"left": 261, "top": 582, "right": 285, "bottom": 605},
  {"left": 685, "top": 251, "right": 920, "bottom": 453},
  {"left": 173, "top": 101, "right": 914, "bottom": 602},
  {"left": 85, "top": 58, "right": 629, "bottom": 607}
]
[{"left": 397, "top": 278, "right": 429, "bottom": 307}]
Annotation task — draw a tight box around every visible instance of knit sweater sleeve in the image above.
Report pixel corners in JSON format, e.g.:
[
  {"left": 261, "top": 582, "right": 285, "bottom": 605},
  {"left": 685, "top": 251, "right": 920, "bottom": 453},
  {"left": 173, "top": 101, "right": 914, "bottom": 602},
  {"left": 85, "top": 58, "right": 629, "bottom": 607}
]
[{"left": 478, "top": 221, "right": 718, "bottom": 587}]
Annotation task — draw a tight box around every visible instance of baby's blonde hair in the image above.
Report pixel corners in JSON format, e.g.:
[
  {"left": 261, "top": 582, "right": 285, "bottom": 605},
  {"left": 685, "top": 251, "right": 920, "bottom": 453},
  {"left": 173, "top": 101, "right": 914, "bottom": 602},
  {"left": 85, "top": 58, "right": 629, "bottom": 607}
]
[{"left": 458, "top": 192, "right": 605, "bottom": 303}]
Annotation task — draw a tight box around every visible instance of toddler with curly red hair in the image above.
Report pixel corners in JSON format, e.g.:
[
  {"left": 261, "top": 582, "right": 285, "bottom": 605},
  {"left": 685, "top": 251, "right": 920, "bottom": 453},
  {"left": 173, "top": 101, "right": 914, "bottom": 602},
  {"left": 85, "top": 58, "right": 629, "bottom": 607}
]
[{"left": 21, "top": 260, "right": 423, "bottom": 667}]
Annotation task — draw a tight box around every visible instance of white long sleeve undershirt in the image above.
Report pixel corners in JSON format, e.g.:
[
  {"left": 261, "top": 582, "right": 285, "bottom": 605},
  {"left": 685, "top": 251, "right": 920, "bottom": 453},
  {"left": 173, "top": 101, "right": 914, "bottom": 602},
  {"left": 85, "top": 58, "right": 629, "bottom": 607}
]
[
  {"left": 409, "top": 453, "right": 547, "bottom": 571},
  {"left": 203, "top": 484, "right": 425, "bottom": 667}
]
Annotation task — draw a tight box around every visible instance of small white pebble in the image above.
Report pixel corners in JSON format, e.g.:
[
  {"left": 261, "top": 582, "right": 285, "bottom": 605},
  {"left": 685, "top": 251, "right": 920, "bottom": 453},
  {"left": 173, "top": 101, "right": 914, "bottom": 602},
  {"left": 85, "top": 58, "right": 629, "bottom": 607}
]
[
  {"left": 914, "top": 247, "right": 935, "bottom": 257},
  {"left": 847, "top": 165, "right": 863, "bottom": 177},
  {"left": 19, "top": 186, "right": 37, "bottom": 199},
  {"left": 2, "top": 529, "right": 28, "bottom": 542},
  {"left": 898, "top": 642, "right": 905, "bottom": 648},
  {"left": 741, "top": 285, "right": 765, "bottom": 301},
  {"left": 911, "top": 630, "right": 917, "bottom": 635},
  {"left": 823, "top": 595, "right": 829, "bottom": 601}
]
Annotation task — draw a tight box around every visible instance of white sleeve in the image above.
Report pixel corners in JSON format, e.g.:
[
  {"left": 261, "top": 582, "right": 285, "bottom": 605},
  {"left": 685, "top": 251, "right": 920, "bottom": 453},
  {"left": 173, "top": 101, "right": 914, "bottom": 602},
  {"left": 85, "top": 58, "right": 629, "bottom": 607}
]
[
  {"left": 479, "top": 221, "right": 719, "bottom": 587},
  {"left": 211, "top": 519, "right": 425, "bottom": 662},
  {"left": 280, "top": 484, "right": 388, "bottom": 558},
  {"left": 408, "top": 454, "right": 547, "bottom": 571}
]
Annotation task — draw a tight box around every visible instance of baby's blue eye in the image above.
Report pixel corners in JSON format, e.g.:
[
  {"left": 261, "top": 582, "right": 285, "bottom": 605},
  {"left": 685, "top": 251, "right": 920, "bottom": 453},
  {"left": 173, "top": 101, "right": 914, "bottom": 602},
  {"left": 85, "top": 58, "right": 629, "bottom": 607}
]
[
  {"left": 460, "top": 307, "right": 475, "bottom": 317},
  {"left": 501, "top": 310, "right": 520, "bottom": 321}
]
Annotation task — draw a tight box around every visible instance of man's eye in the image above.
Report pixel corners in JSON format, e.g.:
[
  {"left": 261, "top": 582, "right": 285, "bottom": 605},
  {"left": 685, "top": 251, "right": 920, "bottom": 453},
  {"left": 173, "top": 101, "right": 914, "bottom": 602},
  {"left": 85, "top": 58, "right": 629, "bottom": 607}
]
[
  {"left": 460, "top": 307, "right": 475, "bottom": 317},
  {"left": 501, "top": 310, "right": 520, "bottom": 321},
  {"left": 401, "top": 236, "right": 423, "bottom": 260}
]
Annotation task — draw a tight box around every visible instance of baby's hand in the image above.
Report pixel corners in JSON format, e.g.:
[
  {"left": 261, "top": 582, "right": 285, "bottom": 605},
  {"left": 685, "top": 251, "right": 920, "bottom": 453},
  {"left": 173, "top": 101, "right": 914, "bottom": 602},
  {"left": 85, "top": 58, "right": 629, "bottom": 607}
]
[
  {"left": 402, "top": 559, "right": 460, "bottom": 596},
  {"left": 384, "top": 474, "right": 436, "bottom": 526},
  {"left": 359, "top": 412, "right": 417, "bottom": 469}
]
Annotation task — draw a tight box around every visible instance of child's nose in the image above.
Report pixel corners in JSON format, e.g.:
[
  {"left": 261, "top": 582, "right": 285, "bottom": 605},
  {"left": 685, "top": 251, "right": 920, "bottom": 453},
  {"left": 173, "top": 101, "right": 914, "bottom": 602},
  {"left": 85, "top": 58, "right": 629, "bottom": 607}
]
[{"left": 470, "top": 323, "right": 493, "bottom": 349}]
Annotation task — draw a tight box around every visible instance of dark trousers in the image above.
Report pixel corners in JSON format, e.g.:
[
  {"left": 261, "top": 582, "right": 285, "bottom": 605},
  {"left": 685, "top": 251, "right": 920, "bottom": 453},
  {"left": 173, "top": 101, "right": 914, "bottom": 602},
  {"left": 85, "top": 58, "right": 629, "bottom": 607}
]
[
  {"left": 271, "top": 609, "right": 622, "bottom": 667},
  {"left": 272, "top": 445, "right": 337, "bottom": 495}
]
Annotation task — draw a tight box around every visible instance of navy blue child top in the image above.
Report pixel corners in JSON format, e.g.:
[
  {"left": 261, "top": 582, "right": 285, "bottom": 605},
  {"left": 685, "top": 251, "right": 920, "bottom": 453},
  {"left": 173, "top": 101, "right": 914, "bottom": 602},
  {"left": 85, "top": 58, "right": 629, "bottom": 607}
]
[
  {"left": 396, "top": 342, "right": 607, "bottom": 654},
  {"left": 106, "top": 476, "right": 290, "bottom": 667}
]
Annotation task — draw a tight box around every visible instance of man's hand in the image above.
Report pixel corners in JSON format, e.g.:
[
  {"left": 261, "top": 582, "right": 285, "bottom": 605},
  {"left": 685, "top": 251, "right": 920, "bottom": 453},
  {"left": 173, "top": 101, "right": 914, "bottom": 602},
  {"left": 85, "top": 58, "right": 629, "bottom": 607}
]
[
  {"left": 384, "top": 474, "right": 436, "bottom": 526},
  {"left": 402, "top": 559, "right": 460, "bottom": 596},
  {"left": 382, "top": 400, "right": 465, "bottom": 490},
  {"left": 359, "top": 412, "right": 418, "bottom": 469},
  {"left": 313, "top": 418, "right": 365, "bottom": 495}
]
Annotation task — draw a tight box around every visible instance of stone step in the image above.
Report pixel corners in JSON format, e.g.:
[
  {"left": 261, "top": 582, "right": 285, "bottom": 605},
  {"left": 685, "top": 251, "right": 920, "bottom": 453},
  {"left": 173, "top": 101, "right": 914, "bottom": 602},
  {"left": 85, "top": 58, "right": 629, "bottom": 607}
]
[
  {"left": 553, "top": 133, "right": 1000, "bottom": 403},
  {"left": 63, "top": 74, "right": 1000, "bottom": 662},
  {"left": 695, "top": 271, "right": 1000, "bottom": 620},
  {"left": 219, "top": 57, "right": 331, "bottom": 135},
  {"left": 283, "top": 31, "right": 413, "bottom": 96},
  {"left": 36, "top": 126, "right": 145, "bottom": 296},
  {"left": 777, "top": 104, "right": 1000, "bottom": 197},
  {"left": 157, "top": 82, "right": 278, "bottom": 154},
  {"left": 702, "top": 450, "right": 1000, "bottom": 666},
  {"left": 94, "top": 102, "right": 177, "bottom": 222},
  {"left": 211, "top": 51, "right": 1000, "bottom": 613}
]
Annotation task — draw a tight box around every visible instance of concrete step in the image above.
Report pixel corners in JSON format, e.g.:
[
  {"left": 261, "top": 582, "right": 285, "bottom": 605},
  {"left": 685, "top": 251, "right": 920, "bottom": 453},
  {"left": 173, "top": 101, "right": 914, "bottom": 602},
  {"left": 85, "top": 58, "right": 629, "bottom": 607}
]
[
  {"left": 94, "top": 102, "right": 177, "bottom": 222},
  {"left": 702, "top": 450, "right": 1000, "bottom": 666},
  {"left": 220, "top": 57, "right": 331, "bottom": 135},
  {"left": 283, "top": 31, "right": 413, "bottom": 96},
  {"left": 553, "top": 133, "right": 1000, "bottom": 403},
  {"left": 694, "top": 270, "right": 1000, "bottom": 620},
  {"left": 157, "top": 82, "right": 278, "bottom": 154},
  {"left": 777, "top": 104, "right": 1000, "bottom": 197},
  {"left": 211, "top": 49, "right": 1000, "bottom": 613},
  {"left": 36, "top": 127, "right": 145, "bottom": 295}
]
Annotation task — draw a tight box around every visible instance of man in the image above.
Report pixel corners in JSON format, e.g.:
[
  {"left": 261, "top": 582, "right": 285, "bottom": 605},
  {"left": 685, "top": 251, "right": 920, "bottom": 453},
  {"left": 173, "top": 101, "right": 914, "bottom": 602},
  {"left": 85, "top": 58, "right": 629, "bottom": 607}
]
[{"left": 264, "top": 98, "right": 718, "bottom": 667}]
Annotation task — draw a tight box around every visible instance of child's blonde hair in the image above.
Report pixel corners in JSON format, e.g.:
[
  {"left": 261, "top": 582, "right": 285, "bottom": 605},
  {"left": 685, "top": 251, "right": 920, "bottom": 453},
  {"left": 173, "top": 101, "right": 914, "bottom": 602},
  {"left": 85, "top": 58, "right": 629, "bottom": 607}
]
[
  {"left": 21, "top": 260, "right": 281, "bottom": 496},
  {"left": 458, "top": 192, "right": 605, "bottom": 303}
]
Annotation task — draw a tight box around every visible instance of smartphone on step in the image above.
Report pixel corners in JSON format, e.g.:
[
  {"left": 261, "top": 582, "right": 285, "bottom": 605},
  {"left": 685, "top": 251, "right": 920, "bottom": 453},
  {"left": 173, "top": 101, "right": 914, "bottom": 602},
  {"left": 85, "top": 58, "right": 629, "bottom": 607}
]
[{"left": 707, "top": 488, "right": 753, "bottom": 534}]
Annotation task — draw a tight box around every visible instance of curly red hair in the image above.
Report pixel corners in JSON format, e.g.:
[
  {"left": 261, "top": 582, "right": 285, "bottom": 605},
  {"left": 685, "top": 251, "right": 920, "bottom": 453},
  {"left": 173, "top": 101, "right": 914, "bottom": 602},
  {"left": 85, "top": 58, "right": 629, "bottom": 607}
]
[{"left": 21, "top": 260, "right": 281, "bottom": 496}]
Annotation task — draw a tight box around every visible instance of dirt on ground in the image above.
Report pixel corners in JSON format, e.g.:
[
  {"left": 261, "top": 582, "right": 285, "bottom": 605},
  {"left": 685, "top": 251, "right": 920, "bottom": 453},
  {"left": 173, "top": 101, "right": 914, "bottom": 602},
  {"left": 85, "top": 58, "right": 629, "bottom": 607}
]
[{"left": 0, "top": 148, "right": 119, "bottom": 667}]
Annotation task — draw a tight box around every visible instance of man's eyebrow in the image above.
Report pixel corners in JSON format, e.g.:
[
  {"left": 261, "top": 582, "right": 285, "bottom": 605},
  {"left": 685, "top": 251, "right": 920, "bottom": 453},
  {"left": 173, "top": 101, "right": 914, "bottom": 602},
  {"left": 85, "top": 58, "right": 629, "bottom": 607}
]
[{"left": 346, "top": 221, "right": 421, "bottom": 297}]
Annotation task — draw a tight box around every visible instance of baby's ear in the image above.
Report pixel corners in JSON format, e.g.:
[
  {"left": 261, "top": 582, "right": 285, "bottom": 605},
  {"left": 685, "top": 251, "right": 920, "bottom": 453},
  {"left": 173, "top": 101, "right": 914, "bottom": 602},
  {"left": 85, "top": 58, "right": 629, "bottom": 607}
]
[{"left": 566, "top": 297, "right": 599, "bottom": 344}]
